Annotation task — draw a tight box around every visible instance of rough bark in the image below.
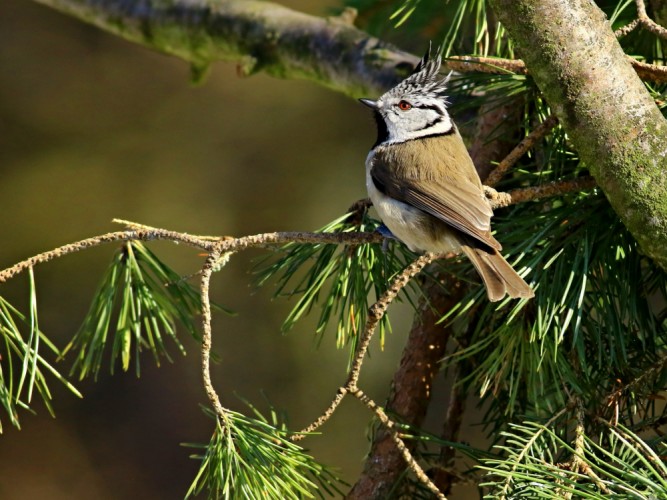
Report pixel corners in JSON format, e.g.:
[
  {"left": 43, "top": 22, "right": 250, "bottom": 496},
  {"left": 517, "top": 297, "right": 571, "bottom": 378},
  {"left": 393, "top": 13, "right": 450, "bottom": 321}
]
[
  {"left": 490, "top": 0, "right": 667, "bottom": 270},
  {"left": 32, "top": 0, "right": 417, "bottom": 97}
]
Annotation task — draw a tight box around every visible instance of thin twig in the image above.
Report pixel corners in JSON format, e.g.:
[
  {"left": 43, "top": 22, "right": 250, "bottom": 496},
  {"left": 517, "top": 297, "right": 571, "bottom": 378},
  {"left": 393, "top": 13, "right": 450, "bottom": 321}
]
[
  {"left": 0, "top": 224, "right": 384, "bottom": 283},
  {"left": 485, "top": 115, "right": 559, "bottom": 186},
  {"left": 0, "top": 231, "right": 164, "bottom": 283},
  {"left": 635, "top": 0, "right": 667, "bottom": 39},
  {"left": 568, "top": 398, "right": 611, "bottom": 496},
  {"left": 449, "top": 53, "right": 667, "bottom": 84},
  {"left": 629, "top": 56, "right": 667, "bottom": 83},
  {"left": 615, "top": 18, "right": 640, "bottom": 37},
  {"left": 350, "top": 387, "right": 447, "bottom": 500},
  {"left": 447, "top": 55, "right": 528, "bottom": 74},
  {"left": 294, "top": 252, "right": 437, "bottom": 439},
  {"left": 348, "top": 276, "right": 463, "bottom": 499},
  {"left": 605, "top": 353, "right": 667, "bottom": 410},
  {"left": 293, "top": 389, "right": 349, "bottom": 438},
  {"left": 199, "top": 247, "right": 229, "bottom": 419},
  {"left": 484, "top": 176, "right": 598, "bottom": 208},
  {"left": 348, "top": 252, "right": 438, "bottom": 389}
]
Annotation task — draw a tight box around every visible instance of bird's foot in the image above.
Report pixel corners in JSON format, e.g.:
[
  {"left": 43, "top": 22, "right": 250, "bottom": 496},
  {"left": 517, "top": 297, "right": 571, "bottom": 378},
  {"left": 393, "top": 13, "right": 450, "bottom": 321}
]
[
  {"left": 376, "top": 224, "right": 398, "bottom": 252},
  {"left": 376, "top": 223, "right": 397, "bottom": 240}
]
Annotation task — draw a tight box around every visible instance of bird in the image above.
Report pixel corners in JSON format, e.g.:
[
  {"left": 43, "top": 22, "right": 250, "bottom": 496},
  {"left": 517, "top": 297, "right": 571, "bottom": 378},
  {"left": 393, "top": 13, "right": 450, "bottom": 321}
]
[{"left": 359, "top": 46, "right": 534, "bottom": 302}]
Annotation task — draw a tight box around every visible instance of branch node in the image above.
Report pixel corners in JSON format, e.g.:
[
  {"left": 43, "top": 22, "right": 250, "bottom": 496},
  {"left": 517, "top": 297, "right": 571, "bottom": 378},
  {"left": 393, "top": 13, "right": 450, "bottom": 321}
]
[{"left": 329, "top": 7, "right": 358, "bottom": 26}]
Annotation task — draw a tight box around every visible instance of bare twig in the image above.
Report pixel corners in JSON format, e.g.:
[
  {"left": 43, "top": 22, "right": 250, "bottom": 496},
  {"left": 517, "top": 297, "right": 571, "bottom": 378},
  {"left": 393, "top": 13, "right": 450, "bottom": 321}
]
[
  {"left": 629, "top": 57, "right": 667, "bottom": 83},
  {"left": 294, "top": 252, "right": 438, "bottom": 439},
  {"left": 0, "top": 224, "right": 384, "bottom": 283},
  {"left": 567, "top": 398, "right": 611, "bottom": 496},
  {"left": 351, "top": 387, "right": 447, "bottom": 500},
  {"left": 347, "top": 276, "right": 464, "bottom": 499},
  {"left": 447, "top": 55, "right": 528, "bottom": 74},
  {"left": 485, "top": 115, "right": 560, "bottom": 186},
  {"left": 636, "top": 0, "right": 667, "bottom": 39},
  {"left": 448, "top": 54, "right": 667, "bottom": 84},
  {"left": 199, "top": 247, "right": 228, "bottom": 419},
  {"left": 485, "top": 176, "right": 598, "bottom": 208},
  {"left": 294, "top": 253, "right": 446, "bottom": 497},
  {"left": 605, "top": 353, "right": 667, "bottom": 410},
  {"left": 615, "top": 18, "right": 640, "bottom": 37}
]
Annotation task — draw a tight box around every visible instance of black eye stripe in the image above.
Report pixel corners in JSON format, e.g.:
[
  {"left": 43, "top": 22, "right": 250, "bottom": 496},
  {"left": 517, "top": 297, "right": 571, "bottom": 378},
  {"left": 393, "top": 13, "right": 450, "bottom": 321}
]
[
  {"left": 419, "top": 116, "right": 444, "bottom": 130},
  {"left": 413, "top": 103, "right": 445, "bottom": 114}
]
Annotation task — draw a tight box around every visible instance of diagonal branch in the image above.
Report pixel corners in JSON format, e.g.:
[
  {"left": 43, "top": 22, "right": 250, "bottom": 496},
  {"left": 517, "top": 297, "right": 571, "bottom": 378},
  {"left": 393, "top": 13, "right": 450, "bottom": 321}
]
[
  {"left": 31, "top": 0, "right": 417, "bottom": 97},
  {"left": 485, "top": 114, "right": 559, "bottom": 186},
  {"left": 490, "top": 0, "right": 667, "bottom": 271},
  {"left": 346, "top": 276, "right": 463, "bottom": 500},
  {"left": 635, "top": 0, "right": 667, "bottom": 39}
]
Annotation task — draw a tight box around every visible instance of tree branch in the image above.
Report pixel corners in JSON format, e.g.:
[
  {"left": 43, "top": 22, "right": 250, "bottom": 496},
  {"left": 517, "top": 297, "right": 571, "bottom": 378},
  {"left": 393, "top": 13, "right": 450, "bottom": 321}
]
[
  {"left": 485, "top": 114, "right": 559, "bottom": 187},
  {"left": 490, "top": 0, "right": 667, "bottom": 271},
  {"left": 636, "top": 0, "right": 667, "bottom": 39},
  {"left": 346, "top": 277, "right": 463, "bottom": 499},
  {"left": 31, "top": 0, "right": 417, "bottom": 97},
  {"left": 449, "top": 54, "right": 667, "bottom": 84},
  {"left": 485, "top": 176, "right": 598, "bottom": 207}
]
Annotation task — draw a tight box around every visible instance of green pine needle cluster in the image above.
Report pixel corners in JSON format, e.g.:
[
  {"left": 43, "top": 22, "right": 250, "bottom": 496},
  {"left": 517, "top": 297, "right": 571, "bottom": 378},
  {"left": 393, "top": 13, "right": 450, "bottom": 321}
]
[
  {"left": 255, "top": 210, "right": 422, "bottom": 360},
  {"left": 62, "top": 241, "right": 203, "bottom": 380},
  {"left": 482, "top": 421, "right": 667, "bottom": 498},
  {"left": 0, "top": 269, "right": 81, "bottom": 432},
  {"left": 184, "top": 405, "right": 344, "bottom": 499}
]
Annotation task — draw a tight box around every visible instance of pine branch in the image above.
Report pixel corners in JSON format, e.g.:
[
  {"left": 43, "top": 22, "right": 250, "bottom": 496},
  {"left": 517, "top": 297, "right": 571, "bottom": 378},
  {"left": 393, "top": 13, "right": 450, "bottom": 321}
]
[
  {"left": 485, "top": 114, "right": 559, "bottom": 187},
  {"left": 485, "top": 177, "right": 598, "bottom": 207},
  {"left": 347, "top": 278, "right": 464, "bottom": 499},
  {"left": 635, "top": 0, "right": 667, "bottom": 39},
  {"left": 449, "top": 53, "right": 667, "bottom": 84}
]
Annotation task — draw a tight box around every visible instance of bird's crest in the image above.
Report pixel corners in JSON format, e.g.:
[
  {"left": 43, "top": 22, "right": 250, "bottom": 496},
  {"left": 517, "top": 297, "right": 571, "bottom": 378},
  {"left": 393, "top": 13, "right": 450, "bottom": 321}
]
[{"left": 388, "top": 44, "right": 449, "bottom": 101}]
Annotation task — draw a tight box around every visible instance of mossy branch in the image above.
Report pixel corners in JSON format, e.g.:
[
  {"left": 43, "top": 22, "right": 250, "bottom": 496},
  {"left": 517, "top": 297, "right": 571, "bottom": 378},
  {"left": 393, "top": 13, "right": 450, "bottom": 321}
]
[
  {"left": 490, "top": 0, "right": 667, "bottom": 271},
  {"left": 31, "top": 0, "right": 417, "bottom": 97}
]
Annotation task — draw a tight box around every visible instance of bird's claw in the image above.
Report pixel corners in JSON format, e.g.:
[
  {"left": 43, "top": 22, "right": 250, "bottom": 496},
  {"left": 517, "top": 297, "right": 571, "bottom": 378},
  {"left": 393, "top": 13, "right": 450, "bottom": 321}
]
[{"left": 376, "top": 224, "right": 398, "bottom": 252}]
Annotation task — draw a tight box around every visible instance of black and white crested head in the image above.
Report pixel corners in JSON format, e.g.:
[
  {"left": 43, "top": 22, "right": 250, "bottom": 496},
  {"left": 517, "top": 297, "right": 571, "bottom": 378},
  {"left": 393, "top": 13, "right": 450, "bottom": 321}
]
[
  {"left": 391, "top": 45, "right": 449, "bottom": 103},
  {"left": 360, "top": 45, "right": 454, "bottom": 145}
]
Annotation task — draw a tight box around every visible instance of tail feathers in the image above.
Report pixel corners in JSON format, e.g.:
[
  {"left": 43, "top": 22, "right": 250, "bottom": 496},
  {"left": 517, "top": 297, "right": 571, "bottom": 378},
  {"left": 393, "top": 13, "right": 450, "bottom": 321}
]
[{"left": 461, "top": 246, "right": 534, "bottom": 302}]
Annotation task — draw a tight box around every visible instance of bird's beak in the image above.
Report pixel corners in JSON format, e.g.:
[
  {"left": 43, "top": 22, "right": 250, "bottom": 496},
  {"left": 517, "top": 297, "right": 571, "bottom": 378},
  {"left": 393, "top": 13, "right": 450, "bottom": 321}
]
[{"left": 358, "top": 98, "right": 378, "bottom": 109}]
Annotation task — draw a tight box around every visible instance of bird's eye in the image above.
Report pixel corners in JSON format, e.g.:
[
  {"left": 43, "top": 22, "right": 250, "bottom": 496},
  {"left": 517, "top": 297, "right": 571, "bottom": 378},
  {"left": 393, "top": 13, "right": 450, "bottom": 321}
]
[{"left": 397, "top": 100, "right": 412, "bottom": 111}]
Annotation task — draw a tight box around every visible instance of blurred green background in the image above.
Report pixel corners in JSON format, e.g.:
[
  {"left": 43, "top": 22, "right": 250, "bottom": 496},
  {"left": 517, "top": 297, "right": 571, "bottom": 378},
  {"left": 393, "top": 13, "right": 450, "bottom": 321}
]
[{"left": 0, "top": 1, "right": 460, "bottom": 498}]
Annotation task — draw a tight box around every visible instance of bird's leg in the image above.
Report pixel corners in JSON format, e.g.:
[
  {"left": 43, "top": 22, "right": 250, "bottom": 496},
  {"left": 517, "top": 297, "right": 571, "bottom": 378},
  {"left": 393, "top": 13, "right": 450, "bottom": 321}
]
[{"left": 376, "top": 223, "right": 399, "bottom": 252}]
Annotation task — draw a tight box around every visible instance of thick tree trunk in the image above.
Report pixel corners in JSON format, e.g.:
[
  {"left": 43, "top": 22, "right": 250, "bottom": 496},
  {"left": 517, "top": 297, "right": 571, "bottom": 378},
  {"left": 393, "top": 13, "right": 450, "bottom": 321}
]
[{"left": 490, "top": 0, "right": 667, "bottom": 270}]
